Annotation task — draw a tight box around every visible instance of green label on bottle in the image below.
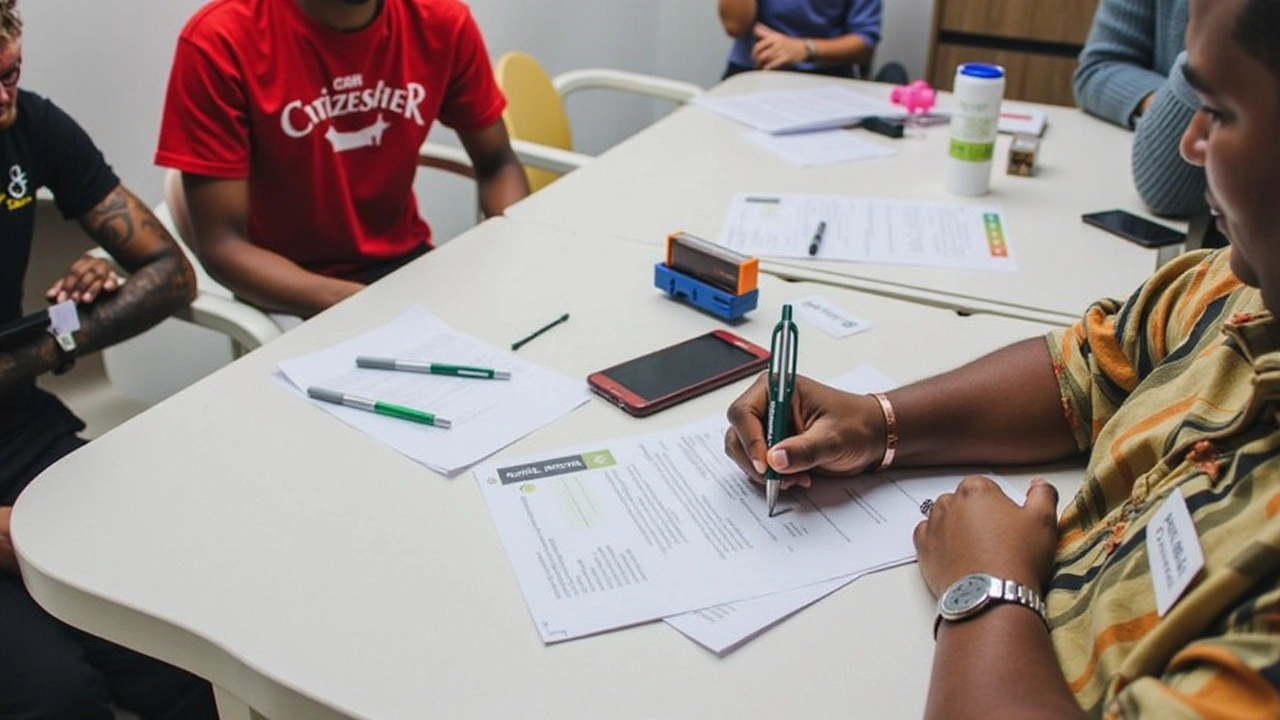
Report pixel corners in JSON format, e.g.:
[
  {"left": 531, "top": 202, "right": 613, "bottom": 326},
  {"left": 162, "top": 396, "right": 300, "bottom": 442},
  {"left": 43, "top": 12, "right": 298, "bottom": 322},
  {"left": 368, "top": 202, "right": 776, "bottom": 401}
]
[{"left": 949, "top": 139, "right": 994, "bottom": 162}]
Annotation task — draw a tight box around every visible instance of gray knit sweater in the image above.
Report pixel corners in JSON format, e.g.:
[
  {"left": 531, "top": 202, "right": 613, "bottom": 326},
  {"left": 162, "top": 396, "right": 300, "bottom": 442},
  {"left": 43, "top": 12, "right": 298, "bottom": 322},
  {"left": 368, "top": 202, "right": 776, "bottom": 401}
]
[{"left": 1073, "top": 0, "right": 1206, "bottom": 217}]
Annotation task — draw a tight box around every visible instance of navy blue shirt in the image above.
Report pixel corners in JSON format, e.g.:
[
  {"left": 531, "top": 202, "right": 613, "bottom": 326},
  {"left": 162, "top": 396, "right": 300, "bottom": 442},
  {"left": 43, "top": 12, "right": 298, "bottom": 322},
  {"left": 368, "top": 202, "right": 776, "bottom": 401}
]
[
  {"left": 728, "top": 0, "right": 883, "bottom": 72},
  {"left": 0, "top": 90, "right": 118, "bottom": 493}
]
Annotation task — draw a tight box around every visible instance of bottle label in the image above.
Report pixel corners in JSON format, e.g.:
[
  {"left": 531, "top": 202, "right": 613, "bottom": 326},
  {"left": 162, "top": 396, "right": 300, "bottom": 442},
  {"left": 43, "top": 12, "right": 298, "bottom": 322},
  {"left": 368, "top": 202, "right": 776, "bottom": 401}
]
[{"left": 950, "top": 138, "right": 994, "bottom": 162}]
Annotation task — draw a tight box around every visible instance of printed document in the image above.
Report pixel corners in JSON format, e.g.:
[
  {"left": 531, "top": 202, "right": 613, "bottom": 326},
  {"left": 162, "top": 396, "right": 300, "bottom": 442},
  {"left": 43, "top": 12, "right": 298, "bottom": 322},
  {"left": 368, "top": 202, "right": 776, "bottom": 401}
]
[
  {"left": 661, "top": 365, "right": 1010, "bottom": 654},
  {"left": 278, "top": 307, "right": 589, "bottom": 475},
  {"left": 474, "top": 365, "right": 1003, "bottom": 643},
  {"left": 719, "top": 192, "right": 1017, "bottom": 272},
  {"left": 693, "top": 85, "right": 904, "bottom": 135}
]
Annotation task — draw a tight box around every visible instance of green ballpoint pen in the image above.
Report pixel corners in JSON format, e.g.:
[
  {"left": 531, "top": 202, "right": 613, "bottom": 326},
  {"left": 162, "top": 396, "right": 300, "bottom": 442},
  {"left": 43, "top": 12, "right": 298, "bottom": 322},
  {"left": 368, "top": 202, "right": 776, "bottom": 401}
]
[
  {"left": 307, "top": 386, "right": 452, "bottom": 429},
  {"left": 765, "top": 304, "right": 798, "bottom": 517},
  {"left": 356, "top": 356, "right": 512, "bottom": 380}
]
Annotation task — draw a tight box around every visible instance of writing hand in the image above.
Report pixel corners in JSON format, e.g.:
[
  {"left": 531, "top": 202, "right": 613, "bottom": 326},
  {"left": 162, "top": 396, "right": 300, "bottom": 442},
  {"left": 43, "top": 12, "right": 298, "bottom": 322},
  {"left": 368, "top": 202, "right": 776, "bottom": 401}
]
[{"left": 724, "top": 373, "right": 888, "bottom": 490}]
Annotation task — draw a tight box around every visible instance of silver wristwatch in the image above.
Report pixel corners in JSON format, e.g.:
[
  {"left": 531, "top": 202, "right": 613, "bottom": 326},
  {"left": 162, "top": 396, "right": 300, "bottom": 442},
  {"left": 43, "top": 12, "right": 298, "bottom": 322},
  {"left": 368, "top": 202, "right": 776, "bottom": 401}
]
[{"left": 934, "top": 573, "right": 1047, "bottom": 639}]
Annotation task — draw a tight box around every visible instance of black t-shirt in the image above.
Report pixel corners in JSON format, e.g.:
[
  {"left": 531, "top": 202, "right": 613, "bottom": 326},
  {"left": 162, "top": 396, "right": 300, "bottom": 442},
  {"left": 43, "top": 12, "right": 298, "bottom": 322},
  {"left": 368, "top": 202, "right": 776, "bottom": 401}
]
[{"left": 0, "top": 90, "right": 119, "bottom": 492}]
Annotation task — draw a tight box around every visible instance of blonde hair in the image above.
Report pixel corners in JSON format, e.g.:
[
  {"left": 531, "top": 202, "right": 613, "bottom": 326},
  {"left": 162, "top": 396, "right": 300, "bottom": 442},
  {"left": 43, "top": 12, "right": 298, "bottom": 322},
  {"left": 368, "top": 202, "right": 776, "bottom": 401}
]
[{"left": 0, "top": 1, "right": 20, "bottom": 47}]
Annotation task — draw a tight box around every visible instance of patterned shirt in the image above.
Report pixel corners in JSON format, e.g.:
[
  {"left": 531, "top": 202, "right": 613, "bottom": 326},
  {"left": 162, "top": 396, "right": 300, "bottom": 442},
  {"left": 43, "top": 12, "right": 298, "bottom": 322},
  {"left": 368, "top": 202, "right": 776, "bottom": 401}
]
[{"left": 1046, "top": 248, "right": 1280, "bottom": 717}]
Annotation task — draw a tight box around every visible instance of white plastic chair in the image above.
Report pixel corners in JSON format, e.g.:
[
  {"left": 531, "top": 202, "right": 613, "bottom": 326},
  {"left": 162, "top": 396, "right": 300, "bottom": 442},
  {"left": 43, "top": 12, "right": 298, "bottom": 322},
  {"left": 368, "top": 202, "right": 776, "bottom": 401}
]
[
  {"left": 419, "top": 51, "right": 703, "bottom": 192},
  {"left": 97, "top": 171, "right": 290, "bottom": 403}
]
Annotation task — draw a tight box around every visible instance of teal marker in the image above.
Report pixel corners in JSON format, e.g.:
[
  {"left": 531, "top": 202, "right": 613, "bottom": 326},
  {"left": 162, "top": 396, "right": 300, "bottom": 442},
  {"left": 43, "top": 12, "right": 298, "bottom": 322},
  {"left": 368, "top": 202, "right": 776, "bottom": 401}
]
[
  {"left": 307, "top": 386, "right": 452, "bottom": 429},
  {"left": 356, "top": 356, "right": 512, "bottom": 380}
]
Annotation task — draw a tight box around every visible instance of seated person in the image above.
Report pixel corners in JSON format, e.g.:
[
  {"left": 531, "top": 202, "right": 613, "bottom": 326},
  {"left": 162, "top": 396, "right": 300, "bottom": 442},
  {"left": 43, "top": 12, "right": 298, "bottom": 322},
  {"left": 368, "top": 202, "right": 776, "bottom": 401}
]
[
  {"left": 0, "top": 2, "right": 218, "bottom": 716},
  {"left": 728, "top": 0, "right": 1280, "bottom": 714},
  {"left": 156, "top": 0, "right": 529, "bottom": 320},
  {"left": 1074, "top": 0, "right": 1206, "bottom": 217},
  {"left": 717, "top": 0, "right": 881, "bottom": 80}
]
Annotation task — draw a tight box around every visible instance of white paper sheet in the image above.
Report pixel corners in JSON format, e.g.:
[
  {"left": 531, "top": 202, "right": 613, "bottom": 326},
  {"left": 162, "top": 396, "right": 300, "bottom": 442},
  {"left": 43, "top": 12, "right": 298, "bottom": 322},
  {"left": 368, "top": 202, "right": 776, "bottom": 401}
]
[
  {"left": 473, "top": 365, "right": 1003, "bottom": 643},
  {"left": 718, "top": 192, "right": 1017, "bottom": 272},
  {"left": 278, "top": 307, "right": 590, "bottom": 475},
  {"left": 661, "top": 365, "right": 1013, "bottom": 654},
  {"left": 746, "top": 129, "right": 895, "bottom": 166},
  {"left": 693, "top": 85, "right": 905, "bottom": 135}
]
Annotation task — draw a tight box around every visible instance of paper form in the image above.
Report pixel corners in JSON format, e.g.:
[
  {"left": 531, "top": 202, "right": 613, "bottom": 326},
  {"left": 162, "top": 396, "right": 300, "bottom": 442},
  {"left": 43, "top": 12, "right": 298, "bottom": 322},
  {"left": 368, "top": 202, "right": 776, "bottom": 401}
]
[
  {"left": 474, "top": 363, "right": 1007, "bottom": 644},
  {"left": 746, "top": 129, "right": 896, "bottom": 167},
  {"left": 693, "top": 85, "right": 905, "bottom": 135},
  {"left": 662, "top": 365, "right": 1011, "bottom": 654},
  {"left": 718, "top": 193, "right": 1017, "bottom": 272},
  {"left": 278, "top": 307, "right": 589, "bottom": 475}
]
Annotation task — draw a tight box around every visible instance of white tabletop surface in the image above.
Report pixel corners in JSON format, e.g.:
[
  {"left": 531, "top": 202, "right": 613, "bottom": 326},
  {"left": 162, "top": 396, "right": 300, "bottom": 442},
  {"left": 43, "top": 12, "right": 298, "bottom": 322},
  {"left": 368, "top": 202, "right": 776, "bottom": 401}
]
[
  {"left": 15, "top": 218, "right": 1082, "bottom": 720},
  {"left": 505, "top": 71, "right": 1174, "bottom": 324}
]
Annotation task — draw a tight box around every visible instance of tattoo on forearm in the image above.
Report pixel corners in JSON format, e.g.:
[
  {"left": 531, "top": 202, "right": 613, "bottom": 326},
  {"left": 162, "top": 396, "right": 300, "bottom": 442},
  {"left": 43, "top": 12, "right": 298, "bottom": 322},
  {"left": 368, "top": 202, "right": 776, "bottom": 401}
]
[{"left": 82, "top": 186, "right": 136, "bottom": 251}]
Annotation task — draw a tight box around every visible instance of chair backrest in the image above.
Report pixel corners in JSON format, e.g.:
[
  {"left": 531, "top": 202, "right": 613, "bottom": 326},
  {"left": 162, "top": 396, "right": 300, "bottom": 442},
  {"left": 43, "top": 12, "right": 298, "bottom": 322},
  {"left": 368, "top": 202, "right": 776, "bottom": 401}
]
[{"left": 494, "top": 51, "right": 573, "bottom": 193}]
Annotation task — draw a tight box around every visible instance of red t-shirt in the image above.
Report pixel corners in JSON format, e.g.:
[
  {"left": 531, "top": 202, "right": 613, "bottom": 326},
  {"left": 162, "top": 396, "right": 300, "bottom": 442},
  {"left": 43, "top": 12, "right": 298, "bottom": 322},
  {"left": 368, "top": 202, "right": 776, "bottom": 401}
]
[{"left": 155, "top": 0, "right": 506, "bottom": 279}]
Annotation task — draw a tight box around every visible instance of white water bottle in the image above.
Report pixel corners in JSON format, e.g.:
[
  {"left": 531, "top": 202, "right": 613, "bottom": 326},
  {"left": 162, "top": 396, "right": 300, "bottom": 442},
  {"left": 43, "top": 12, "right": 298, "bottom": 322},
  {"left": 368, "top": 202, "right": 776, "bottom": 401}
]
[{"left": 945, "top": 63, "right": 1005, "bottom": 196}]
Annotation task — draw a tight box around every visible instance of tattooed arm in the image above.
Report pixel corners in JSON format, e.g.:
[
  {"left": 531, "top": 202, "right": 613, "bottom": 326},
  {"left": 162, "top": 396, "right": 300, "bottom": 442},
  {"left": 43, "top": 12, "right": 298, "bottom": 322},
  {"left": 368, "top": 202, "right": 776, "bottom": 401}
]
[{"left": 0, "top": 184, "right": 196, "bottom": 397}]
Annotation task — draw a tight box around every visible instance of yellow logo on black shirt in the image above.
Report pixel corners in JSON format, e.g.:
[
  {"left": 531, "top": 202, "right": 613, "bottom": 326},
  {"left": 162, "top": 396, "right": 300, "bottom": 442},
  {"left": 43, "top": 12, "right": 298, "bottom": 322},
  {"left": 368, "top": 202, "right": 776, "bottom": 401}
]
[{"left": 5, "top": 163, "right": 31, "bottom": 211}]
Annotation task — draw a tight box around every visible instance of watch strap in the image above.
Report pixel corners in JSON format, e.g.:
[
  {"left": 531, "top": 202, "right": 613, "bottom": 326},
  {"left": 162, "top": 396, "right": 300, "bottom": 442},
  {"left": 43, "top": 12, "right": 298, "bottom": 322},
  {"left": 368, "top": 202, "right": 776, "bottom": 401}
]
[
  {"left": 934, "top": 575, "right": 1047, "bottom": 639},
  {"left": 803, "top": 38, "right": 817, "bottom": 62},
  {"left": 50, "top": 328, "right": 77, "bottom": 375}
]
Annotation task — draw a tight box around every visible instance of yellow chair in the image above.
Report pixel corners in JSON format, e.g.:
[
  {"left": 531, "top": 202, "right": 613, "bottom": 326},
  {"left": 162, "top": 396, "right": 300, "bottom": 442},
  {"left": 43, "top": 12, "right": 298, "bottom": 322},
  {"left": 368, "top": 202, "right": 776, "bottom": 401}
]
[{"left": 420, "top": 51, "right": 703, "bottom": 192}]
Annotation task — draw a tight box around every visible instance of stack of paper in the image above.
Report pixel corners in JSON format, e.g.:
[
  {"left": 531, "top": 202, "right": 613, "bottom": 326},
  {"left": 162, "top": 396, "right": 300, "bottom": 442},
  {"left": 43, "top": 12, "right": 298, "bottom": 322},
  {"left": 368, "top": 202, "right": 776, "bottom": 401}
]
[
  {"left": 278, "top": 307, "right": 590, "bottom": 475},
  {"left": 474, "top": 365, "right": 1015, "bottom": 653},
  {"left": 694, "top": 85, "right": 905, "bottom": 135}
]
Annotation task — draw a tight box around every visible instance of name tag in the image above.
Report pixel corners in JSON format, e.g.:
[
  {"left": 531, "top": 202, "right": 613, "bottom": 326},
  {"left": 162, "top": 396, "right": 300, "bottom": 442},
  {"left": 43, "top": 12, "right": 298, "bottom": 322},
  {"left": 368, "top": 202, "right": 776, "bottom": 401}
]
[
  {"left": 790, "top": 294, "right": 872, "bottom": 339},
  {"left": 48, "top": 299, "right": 81, "bottom": 336},
  {"left": 1147, "top": 488, "right": 1205, "bottom": 617}
]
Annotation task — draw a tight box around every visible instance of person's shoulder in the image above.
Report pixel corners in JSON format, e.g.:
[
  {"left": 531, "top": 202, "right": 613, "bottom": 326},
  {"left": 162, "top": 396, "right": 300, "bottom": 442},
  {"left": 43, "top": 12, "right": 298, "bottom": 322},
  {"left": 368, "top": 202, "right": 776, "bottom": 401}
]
[
  {"left": 178, "top": 0, "right": 259, "bottom": 43},
  {"left": 14, "top": 89, "right": 79, "bottom": 134}
]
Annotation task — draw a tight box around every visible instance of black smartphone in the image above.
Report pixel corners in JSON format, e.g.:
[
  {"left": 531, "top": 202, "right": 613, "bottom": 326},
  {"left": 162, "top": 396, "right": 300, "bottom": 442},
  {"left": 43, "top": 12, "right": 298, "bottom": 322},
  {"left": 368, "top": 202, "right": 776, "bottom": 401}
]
[
  {"left": 587, "top": 330, "right": 770, "bottom": 417},
  {"left": 1082, "top": 210, "right": 1185, "bottom": 248}
]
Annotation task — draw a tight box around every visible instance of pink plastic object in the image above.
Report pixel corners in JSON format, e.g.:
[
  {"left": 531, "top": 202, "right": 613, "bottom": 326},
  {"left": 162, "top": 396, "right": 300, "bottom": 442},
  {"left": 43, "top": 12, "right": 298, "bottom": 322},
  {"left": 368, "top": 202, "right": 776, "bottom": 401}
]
[{"left": 890, "top": 80, "right": 937, "bottom": 115}]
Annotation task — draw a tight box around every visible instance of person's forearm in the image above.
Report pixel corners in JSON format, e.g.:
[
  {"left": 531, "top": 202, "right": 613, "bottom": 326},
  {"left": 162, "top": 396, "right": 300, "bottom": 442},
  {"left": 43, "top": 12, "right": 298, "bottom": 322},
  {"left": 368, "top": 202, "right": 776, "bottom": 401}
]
[
  {"left": 889, "top": 338, "right": 1079, "bottom": 468},
  {"left": 927, "top": 606, "right": 1086, "bottom": 720},
  {"left": 809, "top": 34, "right": 873, "bottom": 67},
  {"left": 717, "top": 0, "right": 756, "bottom": 37},
  {"left": 477, "top": 158, "right": 531, "bottom": 218},
  {"left": 200, "top": 241, "right": 362, "bottom": 319},
  {"left": 0, "top": 250, "right": 195, "bottom": 397}
]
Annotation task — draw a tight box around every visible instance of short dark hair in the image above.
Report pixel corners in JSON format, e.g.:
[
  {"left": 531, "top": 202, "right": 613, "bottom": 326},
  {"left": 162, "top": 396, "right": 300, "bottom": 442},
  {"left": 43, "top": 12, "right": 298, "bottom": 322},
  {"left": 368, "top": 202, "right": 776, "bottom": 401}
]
[{"left": 1235, "top": 0, "right": 1280, "bottom": 85}]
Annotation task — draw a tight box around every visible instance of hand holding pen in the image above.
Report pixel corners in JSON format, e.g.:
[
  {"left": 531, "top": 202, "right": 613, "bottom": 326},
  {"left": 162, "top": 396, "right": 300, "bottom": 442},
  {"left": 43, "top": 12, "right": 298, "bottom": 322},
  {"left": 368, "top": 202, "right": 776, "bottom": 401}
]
[
  {"left": 764, "top": 304, "right": 798, "bottom": 516},
  {"left": 724, "top": 377, "right": 893, "bottom": 496}
]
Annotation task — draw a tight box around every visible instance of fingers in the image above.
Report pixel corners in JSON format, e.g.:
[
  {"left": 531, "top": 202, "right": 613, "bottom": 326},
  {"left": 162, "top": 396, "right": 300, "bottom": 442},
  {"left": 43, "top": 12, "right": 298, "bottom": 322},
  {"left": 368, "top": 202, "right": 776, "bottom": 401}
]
[
  {"left": 752, "top": 22, "right": 777, "bottom": 39},
  {"left": 725, "top": 373, "right": 771, "bottom": 477},
  {"left": 46, "top": 257, "right": 119, "bottom": 304},
  {"left": 1024, "top": 477, "right": 1060, "bottom": 519}
]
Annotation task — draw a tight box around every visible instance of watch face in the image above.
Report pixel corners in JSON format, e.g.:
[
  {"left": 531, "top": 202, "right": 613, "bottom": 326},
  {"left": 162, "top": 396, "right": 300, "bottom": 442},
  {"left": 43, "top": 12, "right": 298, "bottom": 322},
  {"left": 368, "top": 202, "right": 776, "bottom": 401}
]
[{"left": 940, "top": 574, "right": 994, "bottom": 617}]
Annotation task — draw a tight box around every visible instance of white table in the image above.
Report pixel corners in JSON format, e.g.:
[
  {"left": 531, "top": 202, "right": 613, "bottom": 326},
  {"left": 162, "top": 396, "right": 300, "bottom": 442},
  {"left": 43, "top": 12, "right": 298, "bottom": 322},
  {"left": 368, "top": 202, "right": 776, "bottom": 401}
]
[
  {"left": 15, "top": 218, "right": 1079, "bottom": 720},
  {"left": 506, "top": 71, "right": 1174, "bottom": 325}
]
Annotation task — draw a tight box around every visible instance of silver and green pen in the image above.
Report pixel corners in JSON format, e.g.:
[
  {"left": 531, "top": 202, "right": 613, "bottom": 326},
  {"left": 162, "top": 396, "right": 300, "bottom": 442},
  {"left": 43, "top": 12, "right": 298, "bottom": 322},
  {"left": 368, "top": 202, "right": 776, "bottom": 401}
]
[
  {"left": 307, "top": 386, "right": 452, "bottom": 429},
  {"left": 356, "top": 356, "right": 512, "bottom": 380}
]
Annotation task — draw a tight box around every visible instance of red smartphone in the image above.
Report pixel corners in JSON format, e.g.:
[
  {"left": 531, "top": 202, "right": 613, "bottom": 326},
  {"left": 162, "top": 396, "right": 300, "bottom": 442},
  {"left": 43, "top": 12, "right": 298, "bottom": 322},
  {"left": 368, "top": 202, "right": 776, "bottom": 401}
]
[{"left": 588, "top": 330, "right": 770, "bottom": 417}]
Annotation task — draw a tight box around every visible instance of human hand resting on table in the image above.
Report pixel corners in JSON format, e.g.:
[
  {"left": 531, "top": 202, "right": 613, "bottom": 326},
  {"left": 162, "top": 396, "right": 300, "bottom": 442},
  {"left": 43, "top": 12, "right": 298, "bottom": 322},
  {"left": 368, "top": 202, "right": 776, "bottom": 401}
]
[
  {"left": 751, "top": 23, "right": 808, "bottom": 70},
  {"left": 46, "top": 255, "right": 120, "bottom": 305},
  {"left": 914, "top": 476, "right": 1060, "bottom": 598},
  {"left": 724, "top": 374, "right": 889, "bottom": 489}
]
